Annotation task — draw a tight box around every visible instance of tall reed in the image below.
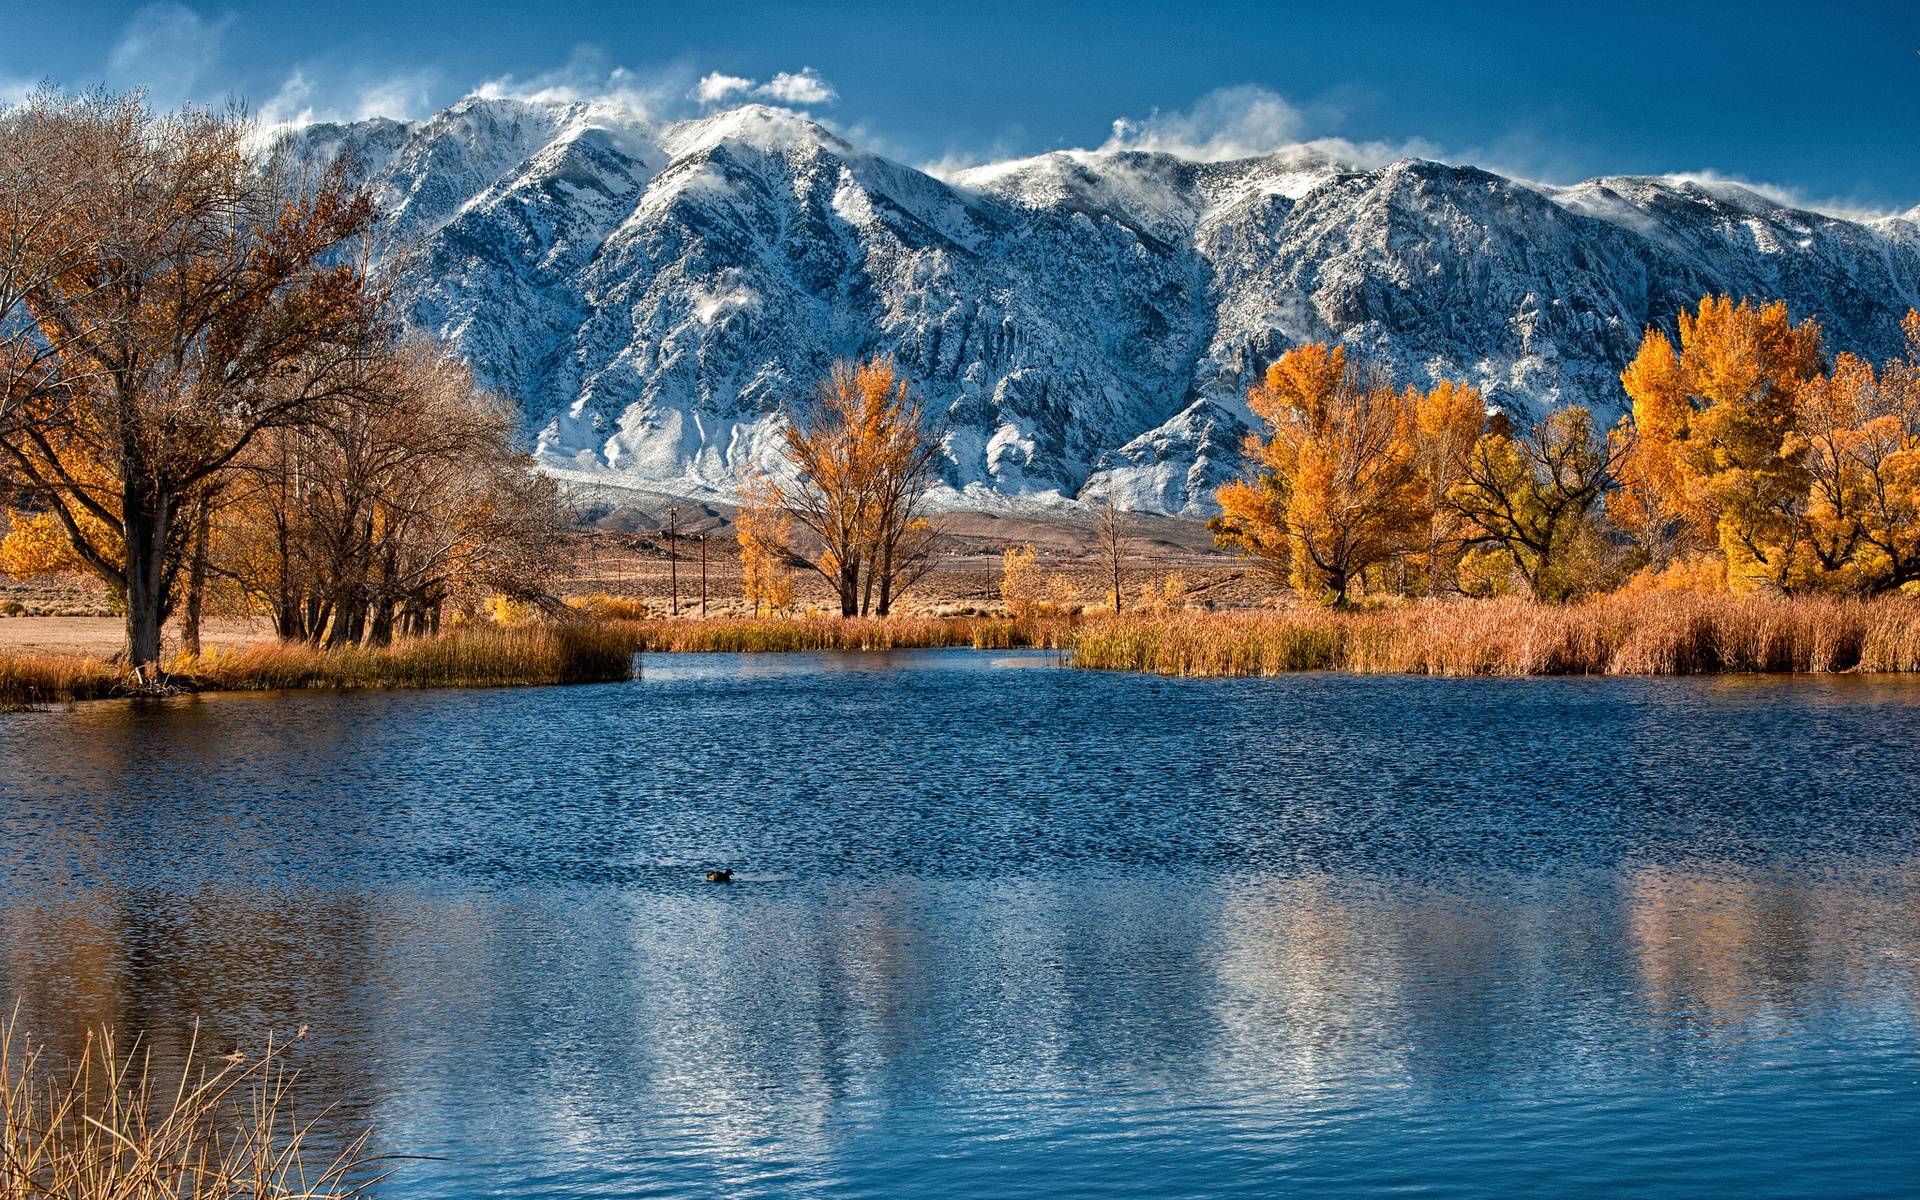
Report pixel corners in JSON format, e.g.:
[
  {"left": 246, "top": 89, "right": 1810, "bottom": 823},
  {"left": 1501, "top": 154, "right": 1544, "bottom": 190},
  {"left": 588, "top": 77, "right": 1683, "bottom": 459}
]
[
  {"left": 1068, "top": 594, "right": 1920, "bottom": 677},
  {"left": 1, "top": 1015, "right": 385, "bottom": 1199},
  {"left": 180, "top": 624, "right": 636, "bottom": 691},
  {"left": 0, "top": 625, "right": 635, "bottom": 707}
]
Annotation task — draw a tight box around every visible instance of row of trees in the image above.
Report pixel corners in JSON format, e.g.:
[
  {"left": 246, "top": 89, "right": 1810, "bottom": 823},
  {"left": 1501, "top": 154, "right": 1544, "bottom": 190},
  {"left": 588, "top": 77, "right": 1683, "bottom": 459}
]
[
  {"left": 1214, "top": 297, "right": 1920, "bottom": 606},
  {"left": 0, "top": 90, "right": 564, "bottom": 669}
]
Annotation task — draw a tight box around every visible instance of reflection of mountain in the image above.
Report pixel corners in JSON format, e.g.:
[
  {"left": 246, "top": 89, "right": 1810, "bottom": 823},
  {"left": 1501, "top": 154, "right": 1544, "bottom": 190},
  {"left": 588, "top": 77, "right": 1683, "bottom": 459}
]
[{"left": 293, "top": 97, "right": 1920, "bottom": 512}]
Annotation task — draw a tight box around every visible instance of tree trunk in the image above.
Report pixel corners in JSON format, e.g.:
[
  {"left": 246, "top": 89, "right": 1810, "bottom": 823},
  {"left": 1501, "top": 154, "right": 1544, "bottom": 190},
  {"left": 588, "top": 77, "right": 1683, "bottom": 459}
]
[
  {"left": 179, "top": 493, "right": 212, "bottom": 658},
  {"left": 367, "top": 602, "right": 395, "bottom": 647},
  {"left": 839, "top": 558, "right": 860, "bottom": 617},
  {"left": 121, "top": 481, "right": 173, "bottom": 675},
  {"left": 876, "top": 539, "right": 895, "bottom": 617}
]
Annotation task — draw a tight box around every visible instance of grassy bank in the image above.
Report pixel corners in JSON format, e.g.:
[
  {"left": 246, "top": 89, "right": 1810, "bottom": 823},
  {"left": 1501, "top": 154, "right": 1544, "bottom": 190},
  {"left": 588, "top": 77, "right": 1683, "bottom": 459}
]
[
  {"left": 0, "top": 624, "right": 635, "bottom": 708},
  {"left": 1069, "top": 594, "right": 1920, "bottom": 677},
  {"left": 612, "top": 614, "right": 1076, "bottom": 653}
]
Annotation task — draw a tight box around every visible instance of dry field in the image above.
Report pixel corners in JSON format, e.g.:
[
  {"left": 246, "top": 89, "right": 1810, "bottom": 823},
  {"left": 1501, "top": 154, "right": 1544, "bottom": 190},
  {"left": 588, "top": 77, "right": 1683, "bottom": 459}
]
[{"left": 565, "top": 504, "right": 1265, "bottom": 617}]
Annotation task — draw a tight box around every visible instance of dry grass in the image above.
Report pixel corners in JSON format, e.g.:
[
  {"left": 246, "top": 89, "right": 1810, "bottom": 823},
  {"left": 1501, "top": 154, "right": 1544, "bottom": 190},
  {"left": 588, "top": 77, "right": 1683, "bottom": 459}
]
[
  {"left": 611, "top": 614, "right": 1077, "bottom": 653},
  {"left": 1068, "top": 593, "right": 1920, "bottom": 677},
  {"left": 1, "top": 1014, "right": 384, "bottom": 1199},
  {"left": 0, "top": 625, "right": 635, "bottom": 707},
  {"left": 0, "top": 654, "right": 126, "bottom": 709},
  {"left": 177, "top": 625, "right": 636, "bottom": 691}
]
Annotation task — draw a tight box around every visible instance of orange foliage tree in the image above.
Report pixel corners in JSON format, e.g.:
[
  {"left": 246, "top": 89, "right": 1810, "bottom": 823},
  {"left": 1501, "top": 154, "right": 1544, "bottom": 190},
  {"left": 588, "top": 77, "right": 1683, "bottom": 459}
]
[
  {"left": 777, "top": 356, "right": 942, "bottom": 616},
  {"left": 1212, "top": 344, "right": 1482, "bottom": 606},
  {"left": 1615, "top": 297, "right": 1824, "bottom": 591}
]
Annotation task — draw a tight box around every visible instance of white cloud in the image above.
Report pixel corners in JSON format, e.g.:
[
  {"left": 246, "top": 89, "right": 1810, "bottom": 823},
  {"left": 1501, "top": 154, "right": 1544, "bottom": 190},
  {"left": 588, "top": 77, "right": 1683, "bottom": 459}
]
[
  {"left": 472, "top": 49, "right": 688, "bottom": 121},
  {"left": 758, "top": 68, "right": 835, "bottom": 106},
  {"left": 105, "top": 2, "right": 231, "bottom": 108},
  {"left": 257, "top": 69, "right": 316, "bottom": 128},
  {"left": 1653, "top": 170, "right": 1904, "bottom": 222},
  {"left": 1102, "top": 85, "right": 1308, "bottom": 160},
  {"left": 690, "top": 66, "right": 838, "bottom": 109},
  {"left": 0, "top": 75, "right": 37, "bottom": 107},
  {"left": 693, "top": 72, "right": 754, "bottom": 105},
  {"left": 350, "top": 70, "right": 436, "bottom": 121},
  {"left": 690, "top": 273, "right": 761, "bottom": 324}
]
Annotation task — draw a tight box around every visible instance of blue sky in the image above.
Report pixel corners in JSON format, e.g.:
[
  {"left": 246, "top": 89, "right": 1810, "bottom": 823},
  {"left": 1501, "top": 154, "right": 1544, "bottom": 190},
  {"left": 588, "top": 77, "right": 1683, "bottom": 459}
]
[{"left": 5, "top": 1, "right": 1917, "bottom": 212}]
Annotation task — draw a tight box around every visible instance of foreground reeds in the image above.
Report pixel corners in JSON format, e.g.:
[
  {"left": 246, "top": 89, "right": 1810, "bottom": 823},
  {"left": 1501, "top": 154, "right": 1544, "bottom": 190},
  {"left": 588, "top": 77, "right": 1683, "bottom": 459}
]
[
  {"left": 0, "top": 624, "right": 635, "bottom": 708},
  {"left": 1, "top": 1015, "right": 384, "bottom": 1199},
  {"left": 1068, "top": 593, "right": 1920, "bottom": 677}
]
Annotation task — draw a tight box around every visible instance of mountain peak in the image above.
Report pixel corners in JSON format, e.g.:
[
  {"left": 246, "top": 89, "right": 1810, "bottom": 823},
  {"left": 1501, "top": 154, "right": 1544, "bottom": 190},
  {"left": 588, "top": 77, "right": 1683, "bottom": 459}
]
[{"left": 311, "top": 98, "right": 1920, "bottom": 515}]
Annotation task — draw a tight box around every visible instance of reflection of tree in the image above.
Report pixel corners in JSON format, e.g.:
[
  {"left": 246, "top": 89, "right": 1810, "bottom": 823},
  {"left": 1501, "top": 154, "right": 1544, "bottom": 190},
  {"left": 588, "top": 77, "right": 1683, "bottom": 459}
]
[{"left": 1624, "top": 863, "right": 1920, "bottom": 1029}]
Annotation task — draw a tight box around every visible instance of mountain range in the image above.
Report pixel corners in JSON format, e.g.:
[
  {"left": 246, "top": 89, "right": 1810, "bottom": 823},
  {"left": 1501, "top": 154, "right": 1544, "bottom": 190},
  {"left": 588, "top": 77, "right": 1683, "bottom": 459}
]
[{"left": 293, "top": 97, "right": 1920, "bottom": 514}]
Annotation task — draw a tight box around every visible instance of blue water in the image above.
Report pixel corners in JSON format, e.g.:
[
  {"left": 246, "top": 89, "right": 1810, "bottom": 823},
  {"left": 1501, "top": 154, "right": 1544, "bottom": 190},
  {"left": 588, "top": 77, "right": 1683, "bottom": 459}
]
[{"left": 4, "top": 650, "right": 1920, "bottom": 1198}]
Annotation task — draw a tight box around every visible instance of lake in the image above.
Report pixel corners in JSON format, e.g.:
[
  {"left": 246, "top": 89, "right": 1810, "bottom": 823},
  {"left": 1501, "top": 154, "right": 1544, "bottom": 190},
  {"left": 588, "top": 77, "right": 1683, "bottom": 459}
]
[{"left": 4, "top": 650, "right": 1919, "bottom": 1198}]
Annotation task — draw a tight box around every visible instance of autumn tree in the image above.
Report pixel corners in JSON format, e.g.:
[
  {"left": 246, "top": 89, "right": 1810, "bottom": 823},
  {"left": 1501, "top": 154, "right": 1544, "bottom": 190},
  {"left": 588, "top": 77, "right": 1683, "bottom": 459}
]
[
  {"left": 1791, "top": 317, "right": 1920, "bottom": 593},
  {"left": 1407, "top": 379, "right": 1486, "bottom": 594},
  {"left": 778, "top": 356, "right": 942, "bottom": 616},
  {"left": 1616, "top": 297, "right": 1824, "bottom": 592},
  {"left": 1000, "top": 542, "right": 1042, "bottom": 618},
  {"left": 1449, "top": 406, "right": 1617, "bottom": 601},
  {"left": 735, "top": 473, "right": 795, "bottom": 615},
  {"left": 0, "top": 90, "right": 377, "bottom": 670},
  {"left": 1095, "top": 492, "right": 1127, "bottom": 612},
  {"left": 218, "top": 340, "right": 565, "bottom": 645},
  {"left": 1212, "top": 344, "right": 1428, "bottom": 607}
]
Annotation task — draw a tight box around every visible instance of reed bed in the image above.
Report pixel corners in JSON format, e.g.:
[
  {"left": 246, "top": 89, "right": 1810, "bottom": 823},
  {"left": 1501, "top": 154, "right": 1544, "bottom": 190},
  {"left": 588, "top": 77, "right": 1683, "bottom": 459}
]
[
  {"left": 613, "top": 615, "right": 1077, "bottom": 653},
  {"left": 0, "top": 654, "right": 126, "bottom": 709},
  {"left": 1, "top": 1015, "right": 384, "bottom": 1199},
  {"left": 1067, "top": 593, "right": 1920, "bottom": 677},
  {"left": 180, "top": 624, "right": 636, "bottom": 691},
  {"left": 0, "top": 625, "right": 635, "bottom": 707}
]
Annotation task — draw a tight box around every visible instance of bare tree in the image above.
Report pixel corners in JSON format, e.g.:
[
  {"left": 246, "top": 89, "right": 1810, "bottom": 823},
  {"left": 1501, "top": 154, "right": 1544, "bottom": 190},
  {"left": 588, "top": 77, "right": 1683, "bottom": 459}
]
[
  {"left": 0, "top": 90, "right": 377, "bottom": 671},
  {"left": 1096, "top": 492, "right": 1126, "bottom": 612}
]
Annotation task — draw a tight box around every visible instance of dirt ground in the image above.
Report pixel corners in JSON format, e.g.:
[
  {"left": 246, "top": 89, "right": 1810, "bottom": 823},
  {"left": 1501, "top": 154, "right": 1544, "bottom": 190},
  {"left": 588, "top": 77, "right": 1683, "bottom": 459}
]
[
  {"left": 0, "top": 508, "right": 1281, "bottom": 657},
  {"left": 566, "top": 506, "right": 1278, "bottom": 616},
  {"left": 0, "top": 615, "right": 273, "bottom": 658}
]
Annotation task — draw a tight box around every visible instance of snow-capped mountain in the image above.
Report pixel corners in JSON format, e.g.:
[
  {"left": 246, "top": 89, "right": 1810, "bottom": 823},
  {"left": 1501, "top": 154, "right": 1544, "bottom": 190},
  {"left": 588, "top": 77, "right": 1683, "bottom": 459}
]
[{"left": 296, "top": 97, "right": 1920, "bottom": 514}]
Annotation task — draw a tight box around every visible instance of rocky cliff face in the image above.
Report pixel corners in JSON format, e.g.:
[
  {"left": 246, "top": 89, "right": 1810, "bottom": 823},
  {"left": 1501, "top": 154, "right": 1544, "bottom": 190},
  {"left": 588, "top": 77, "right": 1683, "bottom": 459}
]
[{"left": 298, "top": 97, "right": 1920, "bottom": 514}]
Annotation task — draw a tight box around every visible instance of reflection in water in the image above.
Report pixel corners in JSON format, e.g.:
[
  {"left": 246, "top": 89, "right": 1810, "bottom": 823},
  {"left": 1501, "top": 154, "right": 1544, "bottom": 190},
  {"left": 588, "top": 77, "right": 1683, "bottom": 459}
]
[{"left": 4, "top": 654, "right": 1920, "bottom": 1197}]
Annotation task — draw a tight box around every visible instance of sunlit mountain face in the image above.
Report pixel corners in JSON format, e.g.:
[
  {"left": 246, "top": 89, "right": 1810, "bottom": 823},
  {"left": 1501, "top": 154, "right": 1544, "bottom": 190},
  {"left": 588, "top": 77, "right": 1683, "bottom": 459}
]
[{"left": 297, "top": 97, "right": 1920, "bottom": 514}]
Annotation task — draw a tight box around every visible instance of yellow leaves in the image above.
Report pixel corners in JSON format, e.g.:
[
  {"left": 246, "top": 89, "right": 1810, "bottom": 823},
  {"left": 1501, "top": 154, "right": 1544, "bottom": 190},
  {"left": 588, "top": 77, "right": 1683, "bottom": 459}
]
[
  {"left": 782, "top": 355, "right": 940, "bottom": 615},
  {"left": 1250, "top": 342, "right": 1347, "bottom": 427},
  {"left": 1000, "top": 543, "right": 1042, "bottom": 618},
  {"left": 1216, "top": 342, "right": 1476, "bottom": 605},
  {"left": 736, "top": 477, "right": 796, "bottom": 616},
  {"left": 0, "top": 510, "right": 93, "bottom": 578},
  {"left": 1614, "top": 298, "right": 1920, "bottom": 594}
]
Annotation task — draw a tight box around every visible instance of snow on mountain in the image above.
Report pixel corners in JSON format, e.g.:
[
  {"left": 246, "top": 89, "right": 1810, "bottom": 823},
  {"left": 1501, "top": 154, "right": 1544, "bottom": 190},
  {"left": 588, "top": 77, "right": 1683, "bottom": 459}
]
[{"left": 298, "top": 99, "right": 1920, "bottom": 515}]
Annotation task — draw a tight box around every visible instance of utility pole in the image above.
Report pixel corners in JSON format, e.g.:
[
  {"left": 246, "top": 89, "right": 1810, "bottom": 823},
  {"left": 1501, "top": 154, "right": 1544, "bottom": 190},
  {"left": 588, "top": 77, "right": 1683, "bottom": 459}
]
[
  {"left": 699, "top": 534, "right": 708, "bottom": 617},
  {"left": 666, "top": 505, "right": 679, "bottom": 617}
]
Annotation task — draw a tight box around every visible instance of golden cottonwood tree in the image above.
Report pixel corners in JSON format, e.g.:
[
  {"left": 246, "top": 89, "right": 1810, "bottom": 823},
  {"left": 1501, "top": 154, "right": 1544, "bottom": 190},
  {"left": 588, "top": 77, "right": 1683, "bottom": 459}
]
[
  {"left": 218, "top": 341, "right": 564, "bottom": 645},
  {"left": 735, "top": 474, "right": 795, "bottom": 614},
  {"left": 1616, "top": 297, "right": 1824, "bottom": 591},
  {"left": 1212, "top": 343, "right": 1461, "bottom": 606},
  {"left": 1448, "top": 407, "right": 1617, "bottom": 601},
  {"left": 778, "top": 356, "right": 941, "bottom": 616}
]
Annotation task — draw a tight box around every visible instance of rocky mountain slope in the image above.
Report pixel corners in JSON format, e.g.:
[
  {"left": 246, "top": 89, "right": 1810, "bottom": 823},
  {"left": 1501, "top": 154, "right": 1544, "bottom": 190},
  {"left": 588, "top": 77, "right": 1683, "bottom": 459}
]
[{"left": 296, "top": 97, "right": 1920, "bottom": 514}]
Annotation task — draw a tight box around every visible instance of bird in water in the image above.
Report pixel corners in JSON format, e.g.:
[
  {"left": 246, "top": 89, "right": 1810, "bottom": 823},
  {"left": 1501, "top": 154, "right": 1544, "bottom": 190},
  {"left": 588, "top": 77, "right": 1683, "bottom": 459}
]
[{"left": 705, "top": 869, "right": 734, "bottom": 883}]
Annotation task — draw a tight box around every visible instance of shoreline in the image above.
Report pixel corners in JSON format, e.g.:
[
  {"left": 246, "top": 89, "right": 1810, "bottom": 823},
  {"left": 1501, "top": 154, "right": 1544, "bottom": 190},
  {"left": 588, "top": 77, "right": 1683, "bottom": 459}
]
[{"left": 7, "top": 592, "right": 1920, "bottom": 708}]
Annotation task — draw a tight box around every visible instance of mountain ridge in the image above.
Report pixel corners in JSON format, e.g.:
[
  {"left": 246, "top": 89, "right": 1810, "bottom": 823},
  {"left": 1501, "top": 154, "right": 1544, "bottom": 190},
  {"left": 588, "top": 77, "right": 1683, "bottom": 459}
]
[{"left": 294, "top": 97, "right": 1920, "bottom": 514}]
